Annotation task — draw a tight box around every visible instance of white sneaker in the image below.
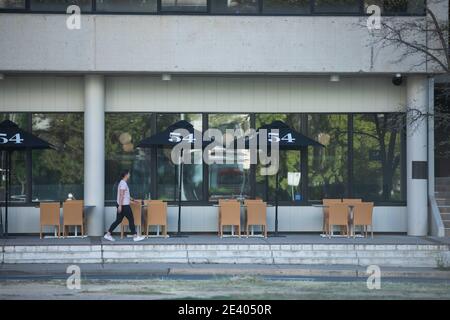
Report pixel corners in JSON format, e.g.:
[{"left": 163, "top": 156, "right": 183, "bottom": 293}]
[
  {"left": 104, "top": 233, "right": 115, "bottom": 242},
  {"left": 133, "top": 235, "right": 145, "bottom": 242}
]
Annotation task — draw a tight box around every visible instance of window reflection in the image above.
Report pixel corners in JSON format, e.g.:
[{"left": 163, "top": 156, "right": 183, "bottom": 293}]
[
  {"left": 105, "top": 113, "right": 152, "bottom": 202},
  {"left": 263, "top": 0, "right": 310, "bottom": 14},
  {"left": 314, "top": 0, "right": 360, "bottom": 13},
  {"left": 208, "top": 114, "right": 251, "bottom": 200},
  {"left": 255, "top": 114, "right": 302, "bottom": 202},
  {"left": 156, "top": 114, "right": 203, "bottom": 201},
  {"left": 0, "top": 113, "right": 28, "bottom": 203},
  {"left": 161, "top": 0, "right": 207, "bottom": 12},
  {"left": 32, "top": 113, "right": 84, "bottom": 201},
  {"left": 364, "top": 0, "right": 425, "bottom": 15},
  {"left": 96, "top": 0, "right": 157, "bottom": 12},
  {"left": 210, "top": 0, "right": 259, "bottom": 14},
  {"left": 30, "top": 0, "right": 92, "bottom": 11},
  {"left": 308, "top": 114, "right": 348, "bottom": 200},
  {"left": 0, "top": 0, "right": 25, "bottom": 8},
  {"left": 353, "top": 113, "right": 404, "bottom": 202}
]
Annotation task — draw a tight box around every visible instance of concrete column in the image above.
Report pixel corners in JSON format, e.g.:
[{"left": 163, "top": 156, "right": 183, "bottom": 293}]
[
  {"left": 406, "top": 76, "right": 429, "bottom": 236},
  {"left": 84, "top": 75, "right": 105, "bottom": 236}
]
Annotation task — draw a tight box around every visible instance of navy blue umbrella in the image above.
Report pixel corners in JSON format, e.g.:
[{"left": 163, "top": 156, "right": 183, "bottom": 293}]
[
  {"left": 0, "top": 120, "right": 54, "bottom": 237},
  {"left": 137, "top": 120, "right": 209, "bottom": 236},
  {"left": 235, "top": 120, "right": 324, "bottom": 236}
]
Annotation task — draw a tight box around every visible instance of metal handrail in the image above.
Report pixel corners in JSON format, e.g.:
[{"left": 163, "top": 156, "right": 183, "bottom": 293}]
[{"left": 429, "top": 193, "right": 445, "bottom": 237}]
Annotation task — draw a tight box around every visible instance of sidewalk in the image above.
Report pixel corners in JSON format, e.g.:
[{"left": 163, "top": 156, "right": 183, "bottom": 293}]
[{"left": 2, "top": 263, "right": 450, "bottom": 280}]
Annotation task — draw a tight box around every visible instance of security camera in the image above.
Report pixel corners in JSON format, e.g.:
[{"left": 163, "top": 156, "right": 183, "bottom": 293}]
[{"left": 392, "top": 74, "right": 403, "bottom": 86}]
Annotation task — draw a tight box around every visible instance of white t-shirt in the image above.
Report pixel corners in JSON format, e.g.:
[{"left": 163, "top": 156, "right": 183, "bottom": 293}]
[{"left": 117, "top": 180, "right": 131, "bottom": 205}]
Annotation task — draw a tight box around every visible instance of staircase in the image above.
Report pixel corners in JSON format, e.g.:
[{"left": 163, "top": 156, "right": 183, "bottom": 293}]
[{"left": 436, "top": 177, "right": 450, "bottom": 237}]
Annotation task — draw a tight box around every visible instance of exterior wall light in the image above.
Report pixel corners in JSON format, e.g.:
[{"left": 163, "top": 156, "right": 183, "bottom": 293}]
[{"left": 162, "top": 74, "right": 171, "bottom": 81}]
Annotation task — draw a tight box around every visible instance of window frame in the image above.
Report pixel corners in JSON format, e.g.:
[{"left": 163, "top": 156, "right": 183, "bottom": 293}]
[
  {"left": 0, "top": 0, "right": 427, "bottom": 16},
  {"left": 0, "top": 111, "right": 406, "bottom": 207}
]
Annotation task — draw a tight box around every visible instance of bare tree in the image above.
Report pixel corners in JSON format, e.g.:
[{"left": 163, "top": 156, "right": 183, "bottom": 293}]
[{"left": 367, "top": 0, "right": 450, "bottom": 158}]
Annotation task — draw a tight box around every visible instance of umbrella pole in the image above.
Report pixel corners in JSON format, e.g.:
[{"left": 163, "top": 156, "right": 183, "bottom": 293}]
[
  {"left": 275, "top": 171, "right": 278, "bottom": 235},
  {"left": 5, "top": 151, "right": 10, "bottom": 237},
  {"left": 270, "top": 170, "right": 285, "bottom": 237},
  {"left": 172, "top": 150, "right": 187, "bottom": 238}
]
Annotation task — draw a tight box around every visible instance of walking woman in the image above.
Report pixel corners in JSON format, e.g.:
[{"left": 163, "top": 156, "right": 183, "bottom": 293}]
[{"left": 104, "top": 169, "right": 145, "bottom": 242}]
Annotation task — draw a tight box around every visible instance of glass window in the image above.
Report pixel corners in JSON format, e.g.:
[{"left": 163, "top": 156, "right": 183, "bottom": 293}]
[
  {"left": 308, "top": 114, "right": 348, "bottom": 200},
  {"left": 208, "top": 114, "right": 251, "bottom": 201},
  {"left": 435, "top": 85, "right": 450, "bottom": 177},
  {"left": 263, "top": 0, "right": 310, "bottom": 14},
  {"left": 0, "top": 0, "right": 25, "bottom": 9},
  {"left": 161, "top": 0, "right": 207, "bottom": 12},
  {"left": 31, "top": 113, "right": 84, "bottom": 201},
  {"left": 364, "top": 0, "right": 425, "bottom": 15},
  {"left": 353, "top": 114, "right": 404, "bottom": 202},
  {"left": 30, "top": 0, "right": 92, "bottom": 11},
  {"left": 314, "top": 0, "right": 360, "bottom": 13},
  {"left": 96, "top": 0, "right": 157, "bottom": 12},
  {"left": 156, "top": 114, "right": 203, "bottom": 201},
  {"left": 255, "top": 114, "right": 303, "bottom": 202},
  {"left": 210, "top": 0, "right": 259, "bottom": 14},
  {"left": 0, "top": 113, "right": 28, "bottom": 203},
  {"left": 105, "top": 113, "right": 152, "bottom": 202}
]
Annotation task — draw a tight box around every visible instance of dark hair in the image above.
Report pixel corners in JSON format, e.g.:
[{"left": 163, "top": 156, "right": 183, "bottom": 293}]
[{"left": 120, "top": 169, "right": 130, "bottom": 180}]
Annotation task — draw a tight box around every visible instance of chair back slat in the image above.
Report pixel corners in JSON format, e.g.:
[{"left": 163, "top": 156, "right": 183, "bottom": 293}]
[
  {"left": 328, "top": 203, "right": 349, "bottom": 225},
  {"left": 40, "top": 202, "right": 60, "bottom": 225},
  {"left": 220, "top": 200, "right": 240, "bottom": 225},
  {"left": 353, "top": 202, "right": 374, "bottom": 225},
  {"left": 63, "top": 200, "right": 84, "bottom": 225},
  {"left": 146, "top": 200, "right": 167, "bottom": 225}
]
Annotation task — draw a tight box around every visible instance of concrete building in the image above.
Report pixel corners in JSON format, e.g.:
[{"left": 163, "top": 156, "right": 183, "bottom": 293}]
[{"left": 0, "top": 0, "right": 448, "bottom": 237}]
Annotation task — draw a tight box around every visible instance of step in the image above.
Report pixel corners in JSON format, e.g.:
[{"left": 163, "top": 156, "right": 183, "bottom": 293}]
[
  {"left": 444, "top": 220, "right": 450, "bottom": 228},
  {"left": 436, "top": 186, "right": 450, "bottom": 193},
  {"left": 442, "top": 213, "right": 450, "bottom": 221},
  {"left": 446, "top": 228, "right": 450, "bottom": 237},
  {"left": 435, "top": 191, "right": 450, "bottom": 198},
  {"left": 437, "top": 199, "right": 450, "bottom": 206},
  {"left": 2, "top": 244, "right": 449, "bottom": 268},
  {"left": 440, "top": 207, "right": 450, "bottom": 214}
]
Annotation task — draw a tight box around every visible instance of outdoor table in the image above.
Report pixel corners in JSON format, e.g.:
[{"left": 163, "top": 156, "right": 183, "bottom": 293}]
[{"left": 35, "top": 202, "right": 95, "bottom": 238}]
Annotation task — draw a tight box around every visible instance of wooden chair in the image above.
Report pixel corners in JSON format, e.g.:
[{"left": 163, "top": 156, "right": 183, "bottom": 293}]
[
  {"left": 342, "top": 198, "right": 362, "bottom": 204},
  {"left": 327, "top": 203, "right": 349, "bottom": 238},
  {"left": 322, "top": 199, "right": 342, "bottom": 235},
  {"left": 63, "top": 200, "right": 84, "bottom": 237},
  {"left": 121, "top": 200, "right": 142, "bottom": 238},
  {"left": 40, "top": 202, "right": 61, "bottom": 239},
  {"left": 144, "top": 200, "right": 168, "bottom": 238},
  {"left": 353, "top": 202, "right": 374, "bottom": 238},
  {"left": 219, "top": 200, "right": 241, "bottom": 238},
  {"left": 245, "top": 200, "right": 267, "bottom": 238},
  {"left": 217, "top": 199, "right": 230, "bottom": 236}
]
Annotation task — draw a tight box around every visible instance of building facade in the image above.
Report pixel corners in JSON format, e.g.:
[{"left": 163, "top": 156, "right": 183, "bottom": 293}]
[{"left": 0, "top": 0, "right": 447, "bottom": 236}]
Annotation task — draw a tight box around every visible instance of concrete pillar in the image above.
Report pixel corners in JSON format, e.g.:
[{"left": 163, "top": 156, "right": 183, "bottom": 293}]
[
  {"left": 406, "top": 76, "right": 429, "bottom": 236},
  {"left": 84, "top": 75, "right": 105, "bottom": 236}
]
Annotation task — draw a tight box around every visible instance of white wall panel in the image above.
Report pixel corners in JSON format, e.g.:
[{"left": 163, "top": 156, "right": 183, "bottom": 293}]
[
  {"left": 0, "top": 76, "right": 84, "bottom": 112},
  {"left": 8, "top": 206, "right": 406, "bottom": 234},
  {"left": 105, "top": 76, "right": 406, "bottom": 113}
]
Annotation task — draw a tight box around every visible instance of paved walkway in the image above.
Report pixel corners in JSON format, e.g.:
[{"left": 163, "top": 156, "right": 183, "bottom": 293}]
[
  {"left": 2, "top": 234, "right": 450, "bottom": 246},
  {"left": 1, "top": 263, "right": 450, "bottom": 280}
]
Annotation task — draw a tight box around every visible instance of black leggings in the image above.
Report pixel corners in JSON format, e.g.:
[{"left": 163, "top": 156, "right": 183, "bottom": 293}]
[{"left": 108, "top": 204, "right": 136, "bottom": 235}]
